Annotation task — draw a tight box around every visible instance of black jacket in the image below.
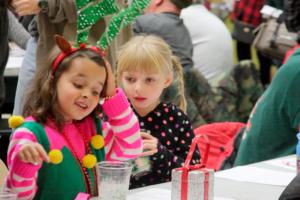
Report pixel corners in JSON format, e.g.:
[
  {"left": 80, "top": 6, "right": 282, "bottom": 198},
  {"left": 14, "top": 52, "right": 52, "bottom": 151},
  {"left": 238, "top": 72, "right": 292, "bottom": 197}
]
[{"left": 279, "top": 173, "right": 300, "bottom": 200}]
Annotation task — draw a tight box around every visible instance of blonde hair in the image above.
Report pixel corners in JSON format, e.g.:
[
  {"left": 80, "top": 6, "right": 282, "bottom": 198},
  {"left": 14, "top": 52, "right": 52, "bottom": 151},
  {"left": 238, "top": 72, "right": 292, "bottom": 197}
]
[{"left": 116, "top": 35, "right": 187, "bottom": 112}]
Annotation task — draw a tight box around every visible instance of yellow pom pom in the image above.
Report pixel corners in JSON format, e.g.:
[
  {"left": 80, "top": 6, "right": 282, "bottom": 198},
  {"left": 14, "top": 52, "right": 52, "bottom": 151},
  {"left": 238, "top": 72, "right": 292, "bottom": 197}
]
[
  {"left": 8, "top": 115, "right": 24, "bottom": 128},
  {"left": 48, "top": 149, "right": 63, "bottom": 164},
  {"left": 91, "top": 135, "right": 105, "bottom": 150},
  {"left": 82, "top": 154, "right": 97, "bottom": 169}
]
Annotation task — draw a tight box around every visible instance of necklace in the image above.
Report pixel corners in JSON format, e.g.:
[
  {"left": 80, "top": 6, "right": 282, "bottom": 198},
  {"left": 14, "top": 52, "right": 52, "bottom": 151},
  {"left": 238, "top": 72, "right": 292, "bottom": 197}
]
[{"left": 61, "top": 122, "right": 98, "bottom": 196}]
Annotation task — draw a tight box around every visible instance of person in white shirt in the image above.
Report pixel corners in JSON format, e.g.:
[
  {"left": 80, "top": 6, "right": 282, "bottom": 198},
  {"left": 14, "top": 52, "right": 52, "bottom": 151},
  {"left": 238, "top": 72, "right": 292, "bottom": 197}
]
[{"left": 181, "top": 1, "right": 234, "bottom": 87}]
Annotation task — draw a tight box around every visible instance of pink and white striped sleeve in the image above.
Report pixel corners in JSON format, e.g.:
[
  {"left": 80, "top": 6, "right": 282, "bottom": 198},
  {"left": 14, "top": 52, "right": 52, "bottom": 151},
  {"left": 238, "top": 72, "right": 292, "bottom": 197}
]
[
  {"left": 4, "top": 127, "right": 41, "bottom": 200},
  {"left": 101, "top": 88, "right": 142, "bottom": 161}
]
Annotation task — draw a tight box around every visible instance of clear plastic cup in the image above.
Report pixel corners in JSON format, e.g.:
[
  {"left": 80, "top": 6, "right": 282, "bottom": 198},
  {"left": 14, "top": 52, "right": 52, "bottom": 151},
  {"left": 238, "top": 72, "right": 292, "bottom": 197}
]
[{"left": 97, "top": 161, "right": 132, "bottom": 200}]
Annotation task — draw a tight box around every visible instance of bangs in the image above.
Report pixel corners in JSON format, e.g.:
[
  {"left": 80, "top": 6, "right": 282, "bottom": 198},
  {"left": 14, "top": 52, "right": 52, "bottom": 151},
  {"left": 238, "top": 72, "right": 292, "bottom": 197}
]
[{"left": 118, "top": 41, "right": 166, "bottom": 75}]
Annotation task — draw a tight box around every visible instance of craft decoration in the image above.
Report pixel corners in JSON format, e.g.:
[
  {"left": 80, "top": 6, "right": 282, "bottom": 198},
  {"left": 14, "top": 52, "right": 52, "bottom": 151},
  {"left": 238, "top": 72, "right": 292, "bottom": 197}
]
[
  {"left": 82, "top": 154, "right": 97, "bottom": 169},
  {"left": 75, "top": 0, "right": 150, "bottom": 49},
  {"left": 8, "top": 115, "right": 24, "bottom": 128},
  {"left": 48, "top": 149, "right": 64, "bottom": 164},
  {"left": 91, "top": 135, "right": 105, "bottom": 149},
  {"left": 52, "top": 35, "right": 105, "bottom": 73}
]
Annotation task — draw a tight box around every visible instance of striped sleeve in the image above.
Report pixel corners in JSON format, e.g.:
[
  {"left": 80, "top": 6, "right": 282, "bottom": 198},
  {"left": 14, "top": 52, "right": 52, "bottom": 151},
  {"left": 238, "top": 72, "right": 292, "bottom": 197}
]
[
  {"left": 101, "top": 88, "right": 142, "bottom": 161},
  {"left": 5, "top": 127, "right": 41, "bottom": 200}
]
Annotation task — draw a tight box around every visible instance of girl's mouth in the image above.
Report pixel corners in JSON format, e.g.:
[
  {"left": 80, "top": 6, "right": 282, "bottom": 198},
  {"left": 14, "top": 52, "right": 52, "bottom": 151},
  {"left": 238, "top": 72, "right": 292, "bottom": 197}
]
[
  {"left": 75, "top": 102, "right": 88, "bottom": 109},
  {"left": 134, "top": 97, "right": 146, "bottom": 102}
]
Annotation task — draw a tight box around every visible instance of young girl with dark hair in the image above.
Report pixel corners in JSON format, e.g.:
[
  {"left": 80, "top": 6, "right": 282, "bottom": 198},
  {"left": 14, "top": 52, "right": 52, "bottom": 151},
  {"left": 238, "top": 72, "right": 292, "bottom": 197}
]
[{"left": 3, "top": 36, "right": 142, "bottom": 199}]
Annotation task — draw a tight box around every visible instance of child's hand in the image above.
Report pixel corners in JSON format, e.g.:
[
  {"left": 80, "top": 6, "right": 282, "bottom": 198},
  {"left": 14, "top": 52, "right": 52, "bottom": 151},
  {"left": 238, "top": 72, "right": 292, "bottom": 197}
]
[
  {"left": 18, "top": 142, "right": 50, "bottom": 164},
  {"left": 103, "top": 60, "right": 116, "bottom": 97},
  {"left": 140, "top": 132, "right": 158, "bottom": 156}
]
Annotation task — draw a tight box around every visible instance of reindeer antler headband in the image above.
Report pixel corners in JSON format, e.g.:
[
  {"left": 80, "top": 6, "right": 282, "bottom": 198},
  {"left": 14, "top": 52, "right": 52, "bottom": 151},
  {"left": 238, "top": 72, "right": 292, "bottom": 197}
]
[{"left": 52, "top": 0, "right": 150, "bottom": 73}]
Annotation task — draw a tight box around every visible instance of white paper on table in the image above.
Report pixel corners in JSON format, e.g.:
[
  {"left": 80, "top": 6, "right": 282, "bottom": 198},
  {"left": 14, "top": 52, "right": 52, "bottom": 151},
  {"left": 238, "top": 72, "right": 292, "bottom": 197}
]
[
  {"left": 266, "top": 156, "right": 296, "bottom": 171},
  {"left": 127, "top": 188, "right": 235, "bottom": 200},
  {"left": 127, "top": 188, "right": 171, "bottom": 200},
  {"left": 216, "top": 166, "right": 296, "bottom": 186},
  {"left": 214, "top": 197, "right": 236, "bottom": 200},
  {"left": 6, "top": 57, "right": 24, "bottom": 69},
  {"left": 6, "top": 42, "right": 25, "bottom": 70}
]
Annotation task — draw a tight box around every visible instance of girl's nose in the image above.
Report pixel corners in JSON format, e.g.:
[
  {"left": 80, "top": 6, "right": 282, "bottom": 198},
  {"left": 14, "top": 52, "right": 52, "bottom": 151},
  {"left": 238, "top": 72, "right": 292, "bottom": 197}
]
[
  {"left": 134, "top": 82, "right": 143, "bottom": 92},
  {"left": 82, "top": 90, "right": 90, "bottom": 98}
]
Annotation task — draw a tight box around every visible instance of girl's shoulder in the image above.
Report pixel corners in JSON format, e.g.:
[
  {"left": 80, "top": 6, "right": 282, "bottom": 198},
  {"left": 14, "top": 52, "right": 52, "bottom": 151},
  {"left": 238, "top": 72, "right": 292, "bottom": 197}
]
[
  {"left": 158, "top": 102, "right": 188, "bottom": 120},
  {"left": 159, "top": 102, "right": 185, "bottom": 114}
]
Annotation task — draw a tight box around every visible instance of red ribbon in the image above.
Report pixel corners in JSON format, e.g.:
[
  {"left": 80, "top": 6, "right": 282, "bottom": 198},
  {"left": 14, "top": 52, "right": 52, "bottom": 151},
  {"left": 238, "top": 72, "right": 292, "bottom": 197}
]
[{"left": 176, "top": 134, "right": 211, "bottom": 200}]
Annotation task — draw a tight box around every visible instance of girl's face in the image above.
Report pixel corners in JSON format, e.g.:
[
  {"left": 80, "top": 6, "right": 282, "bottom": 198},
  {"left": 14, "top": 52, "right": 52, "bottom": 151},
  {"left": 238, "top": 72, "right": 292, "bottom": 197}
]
[
  {"left": 121, "top": 69, "right": 172, "bottom": 116},
  {"left": 56, "top": 57, "right": 106, "bottom": 122}
]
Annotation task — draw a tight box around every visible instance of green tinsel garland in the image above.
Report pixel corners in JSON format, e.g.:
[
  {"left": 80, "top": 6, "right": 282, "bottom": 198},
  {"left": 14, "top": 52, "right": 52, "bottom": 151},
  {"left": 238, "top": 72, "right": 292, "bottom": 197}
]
[
  {"left": 76, "top": 0, "right": 119, "bottom": 45},
  {"left": 75, "top": 0, "right": 150, "bottom": 49},
  {"left": 98, "top": 0, "right": 150, "bottom": 49}
]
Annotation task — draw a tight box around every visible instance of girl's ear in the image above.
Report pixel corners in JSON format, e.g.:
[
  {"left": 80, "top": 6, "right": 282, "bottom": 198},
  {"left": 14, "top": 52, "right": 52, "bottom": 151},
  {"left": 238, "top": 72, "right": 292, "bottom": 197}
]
[
  {"left": 54, "top": 34, "right": 72, "bottom": 53},
  {"left": 164, "top": 72, "right": 173, "bottom": 88}
]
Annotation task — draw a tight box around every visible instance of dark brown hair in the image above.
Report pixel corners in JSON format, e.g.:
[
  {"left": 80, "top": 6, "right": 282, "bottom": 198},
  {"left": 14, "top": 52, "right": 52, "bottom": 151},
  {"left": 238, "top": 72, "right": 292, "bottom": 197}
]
[
  {"left": 170, "top": 0, "right": 193, "bottom": 9},
  {"left": 0, "top": 0, "right": 12, "bottom": 9},
  {"left": 22, "top": 47, "right": 106, "bottom": 129}
]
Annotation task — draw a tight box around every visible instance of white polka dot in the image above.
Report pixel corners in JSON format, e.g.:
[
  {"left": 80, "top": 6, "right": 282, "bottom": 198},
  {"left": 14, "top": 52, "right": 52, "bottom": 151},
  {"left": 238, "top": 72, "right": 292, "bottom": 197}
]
[
  {"left": 177, "top": 112, "right": 182, "bottom": 116},
  {"left": 168, "top": 129, "right": 172, "bottom": 133},
  {"left": 174, "top": 137, "right": 178, "bottom": 141},
  {"left": 140, "top": 122, "right": 144, "bottom": 126},
  {"left": 160, "top": 155, "right": 164, "bottom": 159},
  {"left": 180, "top": 128, "right": 184, "bottom": 132}
]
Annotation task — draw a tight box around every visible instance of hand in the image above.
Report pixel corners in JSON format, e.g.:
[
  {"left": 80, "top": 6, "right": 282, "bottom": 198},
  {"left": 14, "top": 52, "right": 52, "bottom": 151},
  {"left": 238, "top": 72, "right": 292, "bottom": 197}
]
[
  {"left": 140, "top": 132, "right": 158, "bottom": 156},
  {"left": 18, "top": 142, "right": 50, "bottom": 164},
  {"left": 103, "top": 60, "right": 116, "bottom": 98},
  {"left": 12, "top": 0, "right": 40, "bottom": 16}
]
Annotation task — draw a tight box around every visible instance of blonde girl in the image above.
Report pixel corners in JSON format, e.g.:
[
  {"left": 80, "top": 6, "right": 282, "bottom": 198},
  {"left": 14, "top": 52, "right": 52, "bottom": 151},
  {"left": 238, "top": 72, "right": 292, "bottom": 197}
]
[{"left": 116, "top": 35, "right": 200, "bottom": 188}]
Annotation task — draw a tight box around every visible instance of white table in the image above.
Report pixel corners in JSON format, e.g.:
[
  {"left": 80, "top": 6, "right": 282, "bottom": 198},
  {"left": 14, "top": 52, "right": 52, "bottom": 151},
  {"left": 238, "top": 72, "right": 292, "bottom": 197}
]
[
  {"left": 127, "top": 155, "right": 297, "bottom": 200},
  {"left": 1, "top": 43, "right": 24, "bottom": 114},
  {"left": 4, "top": 43, "right": 24, "bottom": 77}
]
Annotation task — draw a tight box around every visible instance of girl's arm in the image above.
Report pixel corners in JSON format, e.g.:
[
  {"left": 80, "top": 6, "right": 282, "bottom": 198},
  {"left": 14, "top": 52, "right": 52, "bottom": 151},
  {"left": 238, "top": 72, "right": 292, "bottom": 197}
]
[
  {"left": 11, "top": 0, "right": 77, "bottom": 23},
  {"left": 101, "top": 88, "right": 142, "bottom": 161},
  {"left": 5, "top": 128, "right": 42, "bottom": 200},
  {"left": 7, "top": 10, "right": 30, "bottom": 50}
]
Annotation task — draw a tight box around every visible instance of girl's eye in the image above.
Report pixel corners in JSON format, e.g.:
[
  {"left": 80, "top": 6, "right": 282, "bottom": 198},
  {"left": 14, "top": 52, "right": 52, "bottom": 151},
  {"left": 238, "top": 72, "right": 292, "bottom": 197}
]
[
  {"left": 146, "top": 78, "right": 155, "bottom": 83},
  {"left": 73, "top": 83, "right": 83, "bottom": 89},
  {"left": 125, "top": 77, "right": 136, "bottom": 83},
  {"left": 92, "top": 91, "right": 100, "bottom": 96}
]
